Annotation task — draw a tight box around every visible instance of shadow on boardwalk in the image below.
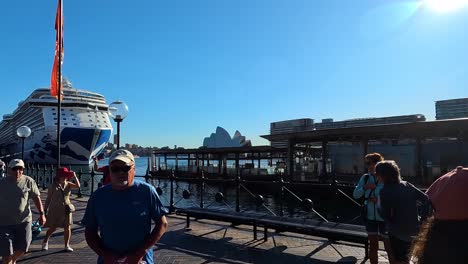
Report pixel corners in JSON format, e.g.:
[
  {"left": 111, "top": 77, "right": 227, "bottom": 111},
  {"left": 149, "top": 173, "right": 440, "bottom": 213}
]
[{"left": 15, "top": 191, "right": 381, "bottom": 263}]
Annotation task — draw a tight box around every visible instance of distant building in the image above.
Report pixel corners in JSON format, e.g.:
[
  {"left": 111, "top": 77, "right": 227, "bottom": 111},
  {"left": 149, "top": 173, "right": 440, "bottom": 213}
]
[
  {"left": 270, "top": 114, "right": 425, "bottom": 148},
  {"left": 125, "top": 143, "right": 138, "bottom": 149},
  {"left": 435, "top": 98, "right": 468, "bottom": 120},
  {"left": 270, "top": 118, "right": 313, "bottom": 148},
  {"left": 203, "top": 126, "right": 251, "bottom": 148}
]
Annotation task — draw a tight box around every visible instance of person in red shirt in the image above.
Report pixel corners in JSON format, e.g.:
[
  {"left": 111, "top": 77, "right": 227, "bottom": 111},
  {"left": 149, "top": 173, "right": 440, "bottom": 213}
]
[
  {"left": 93, "top": 156, "right": 110, "bottom": 186},
  {"left": 411, "top": 166, "right": 468, "bottom": 264}
]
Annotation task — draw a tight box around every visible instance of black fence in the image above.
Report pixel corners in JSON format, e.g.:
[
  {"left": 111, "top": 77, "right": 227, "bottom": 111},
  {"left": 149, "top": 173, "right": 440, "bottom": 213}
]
[{"left": 23, "top": 165, "right": 363, "bottom": 224}]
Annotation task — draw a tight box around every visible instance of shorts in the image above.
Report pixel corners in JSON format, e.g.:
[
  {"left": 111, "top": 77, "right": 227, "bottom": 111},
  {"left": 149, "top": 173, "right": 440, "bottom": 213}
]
[
  {"left": 0, "top": 222, "right": 32, "bottom": 256},
  {"left": 389, "top": 235, "right": 412, "bottom": 262},
  {"left": 365, "top": 220, "right": 388, "bottom": 237}
]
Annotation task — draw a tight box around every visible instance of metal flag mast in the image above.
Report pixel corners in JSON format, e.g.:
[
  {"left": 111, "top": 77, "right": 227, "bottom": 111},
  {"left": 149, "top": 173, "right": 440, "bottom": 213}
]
[
  {"left": 56, "top": 0, "right": 62, "bottom": 171},
  {"left": 50, "top": 0, "right": 63, "bottom": 170}
]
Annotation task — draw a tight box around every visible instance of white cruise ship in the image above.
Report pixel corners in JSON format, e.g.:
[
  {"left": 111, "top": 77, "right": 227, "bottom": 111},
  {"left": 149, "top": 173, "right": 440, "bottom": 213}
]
[{"left": 0, "top": 80, "right": 112, "bottom": 165}]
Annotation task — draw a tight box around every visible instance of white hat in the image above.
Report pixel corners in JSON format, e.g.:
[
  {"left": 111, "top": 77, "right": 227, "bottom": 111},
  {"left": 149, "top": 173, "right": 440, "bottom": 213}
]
[
  {"left": 8, "top": 159, "right": 25, "bottom": 169},
  {"left": 108, "top": 149, "right": 135, "bottom": 165}
]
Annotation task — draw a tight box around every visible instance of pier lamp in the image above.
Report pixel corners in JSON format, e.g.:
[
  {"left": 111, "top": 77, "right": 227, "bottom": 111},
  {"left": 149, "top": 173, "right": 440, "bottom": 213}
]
[
  {"left": 109, "top": 100, "right": 129, "bottom": 150},
  {"left": 17, "top": 126, "right": 31, "bottom": 160}
]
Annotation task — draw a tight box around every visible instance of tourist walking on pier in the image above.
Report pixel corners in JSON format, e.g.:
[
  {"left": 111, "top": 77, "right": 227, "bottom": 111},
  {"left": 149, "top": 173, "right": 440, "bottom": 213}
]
[
  {"left": 410, "top": 166, "right": 468, "bottom": 264},
  {"left": 93, "top": 155, "right": 110, "bottom": 186},
  {"left": 82, "top": 149, "right": 168, "bottom": 264},
  {"left": 0, "top": 159, "right": 46, "bottom": 264},
  {"left": 376, "top": 160, "right": 429, "bottom": 264},
  {"left": 41, "top": 167, "right": 81, "bottom": 252},
  {"left": 353, "top": 153, "right": 393, "bottom": 264}
]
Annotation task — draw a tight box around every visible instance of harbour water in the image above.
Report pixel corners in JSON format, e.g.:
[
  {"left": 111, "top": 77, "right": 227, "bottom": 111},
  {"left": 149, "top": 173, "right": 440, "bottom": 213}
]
[{"left": 91, "top": 157, "right": 362, "bottom": 224}]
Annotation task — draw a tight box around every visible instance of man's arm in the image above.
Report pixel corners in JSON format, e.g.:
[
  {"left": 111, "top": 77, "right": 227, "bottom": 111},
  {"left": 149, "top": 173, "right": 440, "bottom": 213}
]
[
  {"left": 32, "top": 195, "right": 46, "bottom": 225},
  {"left": 85, "top": 227, "right": 114, "bottom": 257},
  {"left": 131, "top": 216, "right": 168, "bottom": 258}
]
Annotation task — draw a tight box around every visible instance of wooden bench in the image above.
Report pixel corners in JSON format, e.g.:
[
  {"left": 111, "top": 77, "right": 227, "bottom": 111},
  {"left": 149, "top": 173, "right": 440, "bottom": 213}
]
[
  {"left": 176, "top": 207, "right": 369, "bottom": 259},
  {"left": 176, "top": 207, "right": 261, "bottom": 239}
]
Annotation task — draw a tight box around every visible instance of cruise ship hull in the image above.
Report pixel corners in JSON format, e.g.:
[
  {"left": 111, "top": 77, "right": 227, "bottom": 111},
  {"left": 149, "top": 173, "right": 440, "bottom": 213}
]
[{"left": 0, "top": 82, "right": 113, "bottom": 165}]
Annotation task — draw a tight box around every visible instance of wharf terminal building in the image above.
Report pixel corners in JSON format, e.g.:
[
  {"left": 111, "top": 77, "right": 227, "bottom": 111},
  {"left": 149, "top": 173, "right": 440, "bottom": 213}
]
[{"left": 264, "top": 98, "right": 468, "bottom": 186}]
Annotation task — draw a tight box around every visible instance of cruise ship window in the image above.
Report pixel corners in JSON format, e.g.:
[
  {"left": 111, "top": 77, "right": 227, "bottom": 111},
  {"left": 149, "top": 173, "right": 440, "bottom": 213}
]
[
  {"left": 63, "top": 118, "right": 67, "bottom": 120},
  {"left": 64, "top": 123, "right": 68, "bottom": 125},
  {"left": 53, "top": 117, "right": 57, "bottom": 120},
  {"left": 88, "top": 115, "right": 91, "bottom": 117},
  {"left": 52, "top": 113, "right": 56, "bottom": 115},
  {"left": 54, "top": 122, "right": 58, "bottom": 125},
  {"left": 73, "top": 123, "right": 77, "bottom": 125},
  {"left": 72, "top": 118, "right": 76, "bottom": 121},
  {"left": 89, "top": 119, "right": 92, "bottom": 122}
]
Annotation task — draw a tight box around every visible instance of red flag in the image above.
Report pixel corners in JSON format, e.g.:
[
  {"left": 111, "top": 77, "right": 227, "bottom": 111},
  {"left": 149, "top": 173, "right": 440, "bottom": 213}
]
[{"left": 50, "top": 0, "right": 64, "bottom": 98}]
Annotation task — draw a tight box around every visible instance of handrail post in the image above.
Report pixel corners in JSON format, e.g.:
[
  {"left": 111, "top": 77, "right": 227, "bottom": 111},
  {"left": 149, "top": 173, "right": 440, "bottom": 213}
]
[
  {"left": 279, "top": 172, "right": 284, "bottom": 217},
  {"left": 236, "top": 169, "right": 241, "bottom": 213},
  {"left": 170, "top": 169, "right": 175, "bottom": 213},
  {"left": 200, "top": 170, "right": 205, "bottom": 208},
  {"left": 49, "top": 164, "right": 55, "bottom": 190},
  {"left": 40, "top": 164, "right": 46, "bottom": 190},
  {"left": 77, "top": 168, "right": 83, "bottom": 198},
  {"left": 145, "top": 157, "right": 150, "bottom": 183},
  {"left": 42, "top": 165, "right": 46, "bottom": 187},
  {"left": 90, "top": 168, "right": 95, "bottom": 195}
]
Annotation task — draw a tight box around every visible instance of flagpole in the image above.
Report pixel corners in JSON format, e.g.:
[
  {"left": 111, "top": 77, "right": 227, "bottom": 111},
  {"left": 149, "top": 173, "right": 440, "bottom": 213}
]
[{"left": 56, "top": 0, "right": 62, "bottom": 171}]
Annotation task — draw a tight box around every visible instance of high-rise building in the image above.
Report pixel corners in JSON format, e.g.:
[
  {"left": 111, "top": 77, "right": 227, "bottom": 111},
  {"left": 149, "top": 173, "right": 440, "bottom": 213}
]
[{"left": 435, "top": 98, "right": 468, "bottom": 120}]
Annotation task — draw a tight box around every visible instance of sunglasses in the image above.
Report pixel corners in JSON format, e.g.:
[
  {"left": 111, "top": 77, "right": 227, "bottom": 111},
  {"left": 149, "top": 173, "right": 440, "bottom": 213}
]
[
  {"left": 11, "top": 167, "right": 24, "bottom": 171},
  {"left": 110, "top": 165, "right": 132, "bottom": 173}
]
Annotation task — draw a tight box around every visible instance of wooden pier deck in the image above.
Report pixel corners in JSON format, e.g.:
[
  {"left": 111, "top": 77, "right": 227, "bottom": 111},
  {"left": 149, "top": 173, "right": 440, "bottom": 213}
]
[{"left": 16, "top": 191, "right": 390, "bottom": 263}]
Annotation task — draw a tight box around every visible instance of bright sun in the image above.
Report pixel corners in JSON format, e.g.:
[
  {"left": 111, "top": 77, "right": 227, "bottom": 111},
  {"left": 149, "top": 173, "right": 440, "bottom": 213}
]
[{"left": 425, "top": 0, "right": 468, "bottom": 12}]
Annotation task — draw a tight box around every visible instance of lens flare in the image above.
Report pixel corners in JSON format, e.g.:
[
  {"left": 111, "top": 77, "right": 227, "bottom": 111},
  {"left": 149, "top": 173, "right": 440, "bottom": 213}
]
[{"left": 425, "top": 0, "right": 468, "bottom": 13}]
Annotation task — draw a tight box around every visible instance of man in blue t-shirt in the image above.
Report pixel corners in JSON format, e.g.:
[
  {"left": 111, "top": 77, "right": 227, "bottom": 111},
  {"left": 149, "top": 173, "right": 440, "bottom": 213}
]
[{"left": 82, "top": 149, "right": 168, "bottom": 264}]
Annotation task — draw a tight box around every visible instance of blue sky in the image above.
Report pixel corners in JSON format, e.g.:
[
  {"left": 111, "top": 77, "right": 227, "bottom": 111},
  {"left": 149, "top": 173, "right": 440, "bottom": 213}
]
[{"left": 1, "top": 0, "right": 467, "bottom": 148}]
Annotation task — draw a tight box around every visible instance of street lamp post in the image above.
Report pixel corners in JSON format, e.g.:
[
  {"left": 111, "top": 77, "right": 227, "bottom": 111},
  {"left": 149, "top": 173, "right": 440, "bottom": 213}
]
[
  {"left": 109, "top": 100, "right": 129, "bottom": 150},
  {"left": 17, "top": 126, "right": 31, "bottom": 160}
]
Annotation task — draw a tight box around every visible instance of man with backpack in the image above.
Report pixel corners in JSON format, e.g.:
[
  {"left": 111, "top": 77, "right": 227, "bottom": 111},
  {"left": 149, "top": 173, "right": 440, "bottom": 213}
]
[{"left": 353, "top": 153, "right": 393, "bottom": 264}]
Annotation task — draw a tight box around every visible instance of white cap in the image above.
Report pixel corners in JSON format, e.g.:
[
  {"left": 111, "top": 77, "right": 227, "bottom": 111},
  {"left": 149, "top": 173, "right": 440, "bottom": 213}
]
[
  {"left": 8, "top": 159, "right": 25, "bottom": 169},
  {"left": 108, "top": 149, "right": 135, "bottom": 165}
]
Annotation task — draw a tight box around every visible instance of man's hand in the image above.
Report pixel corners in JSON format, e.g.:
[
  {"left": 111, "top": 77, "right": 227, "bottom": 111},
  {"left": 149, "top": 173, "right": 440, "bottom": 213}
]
[
  {"left": 125, "top": 249, "right": 146, "bottom": 264},
  {"left": 39, "top": 215, "right": 46, "bottom": 226}
]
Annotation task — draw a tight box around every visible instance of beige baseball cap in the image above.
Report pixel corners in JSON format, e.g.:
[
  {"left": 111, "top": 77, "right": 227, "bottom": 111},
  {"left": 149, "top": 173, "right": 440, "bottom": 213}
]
[
  {"left": 8, "top": 159, "right": 25, "bottom": 169},
  {"left": 108, "top": 149, "right": 135, "bottom": 165}
]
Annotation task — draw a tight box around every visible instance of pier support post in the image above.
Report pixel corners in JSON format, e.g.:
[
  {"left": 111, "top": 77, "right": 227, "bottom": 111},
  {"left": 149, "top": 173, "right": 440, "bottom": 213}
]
[
  {"left": 170, "top": 169, "right": 175, "bottom": 213},
  {"left": 287, "top": 140, "right": 295, "bottom": 182},
  {"left": 415, "top": 137, "right": 423, "bottom": 185},
  {"left": 361, "top": 138, "right": 368, "bottom": 174},
  {"left": 200, "top": 171, "right": 205, "bottom": 208},
  {"left": 321, "top": 140, "right": 328, "bottom": 182},
  {"left": 236, "top": 171, "right": 240, "bottom": 213},
  {"left": 279, "top": 173, "right": 284, "bottom": 217}
]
